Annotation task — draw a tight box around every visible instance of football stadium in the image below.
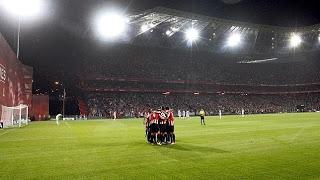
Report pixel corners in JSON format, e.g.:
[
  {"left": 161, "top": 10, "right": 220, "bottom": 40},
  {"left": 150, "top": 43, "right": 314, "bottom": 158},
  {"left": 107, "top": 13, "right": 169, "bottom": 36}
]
[{"left": 0, "top": 0, "right": 320, "bottom": 179}]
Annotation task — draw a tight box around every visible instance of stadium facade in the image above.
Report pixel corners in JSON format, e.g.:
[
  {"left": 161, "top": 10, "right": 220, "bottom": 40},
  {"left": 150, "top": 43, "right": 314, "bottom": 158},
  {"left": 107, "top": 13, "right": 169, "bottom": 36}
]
[{"left": 0, "top": 33, "right": 33, "bottom": 117}]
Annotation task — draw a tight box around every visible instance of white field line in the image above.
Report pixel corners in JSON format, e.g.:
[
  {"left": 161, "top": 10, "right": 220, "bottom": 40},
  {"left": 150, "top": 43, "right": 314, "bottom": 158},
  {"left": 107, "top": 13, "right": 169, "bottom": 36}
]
[
  {"left": 0, "top": 136, "right": 77, "bottom": 142},
  {"left": 0, "top": 129, "right": 15, "bottom": 137}
]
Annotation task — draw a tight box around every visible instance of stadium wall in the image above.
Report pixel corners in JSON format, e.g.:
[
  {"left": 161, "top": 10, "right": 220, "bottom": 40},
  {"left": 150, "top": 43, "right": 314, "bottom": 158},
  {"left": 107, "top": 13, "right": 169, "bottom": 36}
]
[
  {"left": 0, "top": 33, "right": 33, "bottom": 120},
  {"left": 31, "top": 94, "right": 49, "bottom": 120}
]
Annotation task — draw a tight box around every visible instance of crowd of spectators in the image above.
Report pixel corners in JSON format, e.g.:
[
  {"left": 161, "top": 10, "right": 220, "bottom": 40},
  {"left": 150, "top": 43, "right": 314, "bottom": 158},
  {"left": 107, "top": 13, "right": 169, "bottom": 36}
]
[
  {"left": 81, "top": 80, "right": 320, "bottom": 94},
  {"left": 78, "top": 44, "right": 320, "bottom": 118},
  {"left": 86, "top": 92, "right": 320, "bottom": 118},
  {"left": 78, "top": 44, "right": 320, "bottom": 85}
]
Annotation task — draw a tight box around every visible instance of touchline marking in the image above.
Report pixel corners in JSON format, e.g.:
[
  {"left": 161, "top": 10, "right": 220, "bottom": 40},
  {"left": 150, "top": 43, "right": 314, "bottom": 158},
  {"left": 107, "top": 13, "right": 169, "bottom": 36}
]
[
  {"left": 0, "top": 136, "right": 77, "bottom": 142},
  {"left": 0, "top": 129, "right": 14, "bottom": 137}
]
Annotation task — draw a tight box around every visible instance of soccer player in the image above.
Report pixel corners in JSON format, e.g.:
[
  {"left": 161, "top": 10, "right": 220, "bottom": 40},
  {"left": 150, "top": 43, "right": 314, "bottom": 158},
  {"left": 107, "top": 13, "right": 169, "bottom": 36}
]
[
  {"left": 158, "top": 107, "right": 168, "bottom": 145},
  {"left": 145, "top": 110, "right": 152, "bottom": 143},
  {"left": 178, "top": 109, "right": 181, "bottom": 118},
  {"left": 113, "top": 111, "right": 117, "bottom": 120},
  {"left": 199, "top": 109, "right": 205, "bottom": 125},
  {"left": 182, "top": 110, "right": 186, "bottom": 119},
  {"left": 166, "top": 107, "right": 175, "bottom": 144},
  {"left": 56, "top": 114, "right": 62, "bottom": 125},
  {"left": 149, "top": 110, "right": 160, "bottom": 145},
  {"left": 241, "top": 108, "right": 245, "bottom": 117},
  {"left": 186, "top": 110, "right": 190, "bottom": 118}
]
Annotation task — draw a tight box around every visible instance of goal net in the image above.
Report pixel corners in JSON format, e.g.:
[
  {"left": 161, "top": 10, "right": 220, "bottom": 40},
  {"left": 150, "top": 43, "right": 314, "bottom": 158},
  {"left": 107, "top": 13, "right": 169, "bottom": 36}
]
[{"left": 1, "top": 105, "right": 29, "bottom": 128}]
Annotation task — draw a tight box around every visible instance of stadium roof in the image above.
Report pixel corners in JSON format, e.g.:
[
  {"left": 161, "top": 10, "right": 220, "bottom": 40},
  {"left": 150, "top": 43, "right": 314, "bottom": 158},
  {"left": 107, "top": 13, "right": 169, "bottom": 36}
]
[
  {"left": 129, "top": 7, "right": 320, "bottom": 31},
  {"left": 126, "top": 7, "right": 320, "bottom": 55}
]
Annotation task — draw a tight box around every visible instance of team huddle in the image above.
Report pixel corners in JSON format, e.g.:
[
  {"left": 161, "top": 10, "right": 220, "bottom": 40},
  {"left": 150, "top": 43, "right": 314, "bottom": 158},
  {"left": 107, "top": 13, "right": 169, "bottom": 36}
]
[{"left": 145, "top": 107, "right": 176, "bottom": 145}]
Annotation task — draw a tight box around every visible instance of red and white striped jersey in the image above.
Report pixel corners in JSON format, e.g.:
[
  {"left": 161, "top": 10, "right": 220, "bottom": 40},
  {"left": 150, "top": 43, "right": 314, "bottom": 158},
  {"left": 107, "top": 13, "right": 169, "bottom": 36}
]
[
  {"left": 158, "top": 111, "right": 167, "bottom": 124},
  {"left": 149, "top": 112, "right": 159, "bottom": 124},
  {"left": 168, "top": 111, "right": 174, "bottom": 126}
]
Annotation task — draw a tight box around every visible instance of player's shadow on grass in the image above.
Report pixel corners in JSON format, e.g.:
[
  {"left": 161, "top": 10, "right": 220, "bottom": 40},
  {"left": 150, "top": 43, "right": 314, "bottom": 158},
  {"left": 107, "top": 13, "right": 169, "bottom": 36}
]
[{"left": 162, "top": 143, "right": 229, "bottom": 154}]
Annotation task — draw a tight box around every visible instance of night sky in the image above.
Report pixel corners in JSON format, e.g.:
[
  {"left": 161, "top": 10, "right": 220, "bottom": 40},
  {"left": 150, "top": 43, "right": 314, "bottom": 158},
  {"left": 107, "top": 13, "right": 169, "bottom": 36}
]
[{"left": 0, "top": 0, "right": 319, "bottom": 93}]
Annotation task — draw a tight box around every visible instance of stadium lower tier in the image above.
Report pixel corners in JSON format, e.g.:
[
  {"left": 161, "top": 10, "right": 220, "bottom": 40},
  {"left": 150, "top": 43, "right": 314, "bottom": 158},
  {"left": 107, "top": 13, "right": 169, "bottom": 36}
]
[{"left": 85, "top": 92, "right": 320, "bottom": 118}]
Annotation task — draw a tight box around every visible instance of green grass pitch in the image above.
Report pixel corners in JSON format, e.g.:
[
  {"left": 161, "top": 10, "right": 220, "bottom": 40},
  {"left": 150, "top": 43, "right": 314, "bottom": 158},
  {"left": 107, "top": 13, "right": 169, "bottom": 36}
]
[{"left": 1, "top": 113, "right": 320, "bottom": 179}]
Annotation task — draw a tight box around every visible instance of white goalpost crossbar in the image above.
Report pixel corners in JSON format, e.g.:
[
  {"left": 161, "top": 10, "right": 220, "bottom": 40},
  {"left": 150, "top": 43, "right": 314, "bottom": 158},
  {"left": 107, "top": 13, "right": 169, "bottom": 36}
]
[{"left": 1, "top": 105, "right": 29, "bottom": 128}]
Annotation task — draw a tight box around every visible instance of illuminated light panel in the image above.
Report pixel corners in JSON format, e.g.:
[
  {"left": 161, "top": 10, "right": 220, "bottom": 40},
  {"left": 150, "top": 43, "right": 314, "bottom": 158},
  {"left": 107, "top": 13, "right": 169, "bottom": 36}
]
[
  {"left": 95, "top": 12, "right": 127, "bottom": 39},
  {"left": 290, "top": 33, "right": 302, "bottom": 48},
  {"left": 227, "top": 33, "right": 242, "bottom": 47},
  {"left": 185, "top": 28, "right": 199, "bottom": 42},
  {"left": 0, "top": 0, "right": 45, "bottom": 18}
]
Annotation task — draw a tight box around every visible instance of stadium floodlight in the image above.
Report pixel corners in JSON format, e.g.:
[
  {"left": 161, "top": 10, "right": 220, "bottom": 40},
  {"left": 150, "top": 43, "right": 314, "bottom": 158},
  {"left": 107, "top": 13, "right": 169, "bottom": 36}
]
[
  {"left": 227, "top": 33, "right": 242, "bottom": 47},
  {"left": 172, "top": 27, "right": 179, "bottom": 32},
  {"left": 141, "top": 23, "right": 157, "bottom": 33},
  {"left": 149, "top": 23, "right": 156, "bottom": 28},
  {"left": 95, "top": 12, "right": 127, "bottom": 39},
  {"left": 166, "top": 30, "right": 172, "bottom": 36},
  {"left": 141, "top": 24, "right": 149, "bottom": 32},
  {"left": 166, "top": 27, "right": 179, "bottom": 36},
  {"left": 185, "top": 28, "right": 199, "bottom": 42},
  {"left": 289, "top": 33, "right": 302, "bottom": 48},
  {"left": 0, "top": 0, "right": 47, "bottom": 59},
  {"left": 0, "top": 0, "right": 45, "bottom": 18}
]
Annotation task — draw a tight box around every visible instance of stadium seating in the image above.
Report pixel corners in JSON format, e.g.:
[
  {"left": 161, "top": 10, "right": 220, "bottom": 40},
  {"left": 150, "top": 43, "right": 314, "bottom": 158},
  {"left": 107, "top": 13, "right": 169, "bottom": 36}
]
[
  {"left": 86, "top": 92, "right": 320, "bottom": 118},
  {"left": 77, "top": 44, "right": 320, "bottom": 84},
  {"left": 74, "top": 44, "right": 320, "bottom": 118}
]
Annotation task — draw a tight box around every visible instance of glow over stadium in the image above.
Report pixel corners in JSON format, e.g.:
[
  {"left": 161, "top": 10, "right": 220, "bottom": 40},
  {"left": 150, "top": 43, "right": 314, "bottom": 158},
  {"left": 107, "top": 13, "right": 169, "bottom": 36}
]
[{"left": 95, "top": 7, "right": 320, "bottom": 59}]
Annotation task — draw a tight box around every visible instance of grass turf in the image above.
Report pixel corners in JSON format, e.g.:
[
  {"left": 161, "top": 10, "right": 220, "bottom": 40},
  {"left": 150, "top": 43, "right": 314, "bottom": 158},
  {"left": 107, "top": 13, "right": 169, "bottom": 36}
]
[{"left": 0, "top": 113, "right": 320, "bottom": 179}]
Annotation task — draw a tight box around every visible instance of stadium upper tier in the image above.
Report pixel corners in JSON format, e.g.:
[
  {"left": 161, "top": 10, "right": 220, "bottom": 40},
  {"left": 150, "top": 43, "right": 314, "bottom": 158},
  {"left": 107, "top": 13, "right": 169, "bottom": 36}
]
[
  {"left": 77, "top": 44, "right": 320, "bottom": 86},
  {"left": 80, "top": 79, "right": 320, "bottom": 95},
  {"left": 123, "top": 7, "right": 320, "bottom": 55}
]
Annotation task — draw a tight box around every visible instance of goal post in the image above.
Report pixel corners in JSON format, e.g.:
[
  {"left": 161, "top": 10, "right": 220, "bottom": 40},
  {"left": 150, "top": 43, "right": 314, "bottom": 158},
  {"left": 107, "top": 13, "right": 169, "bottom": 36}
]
[{"left": 1, "top": 105, "right": 29, "bottom": 128}]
